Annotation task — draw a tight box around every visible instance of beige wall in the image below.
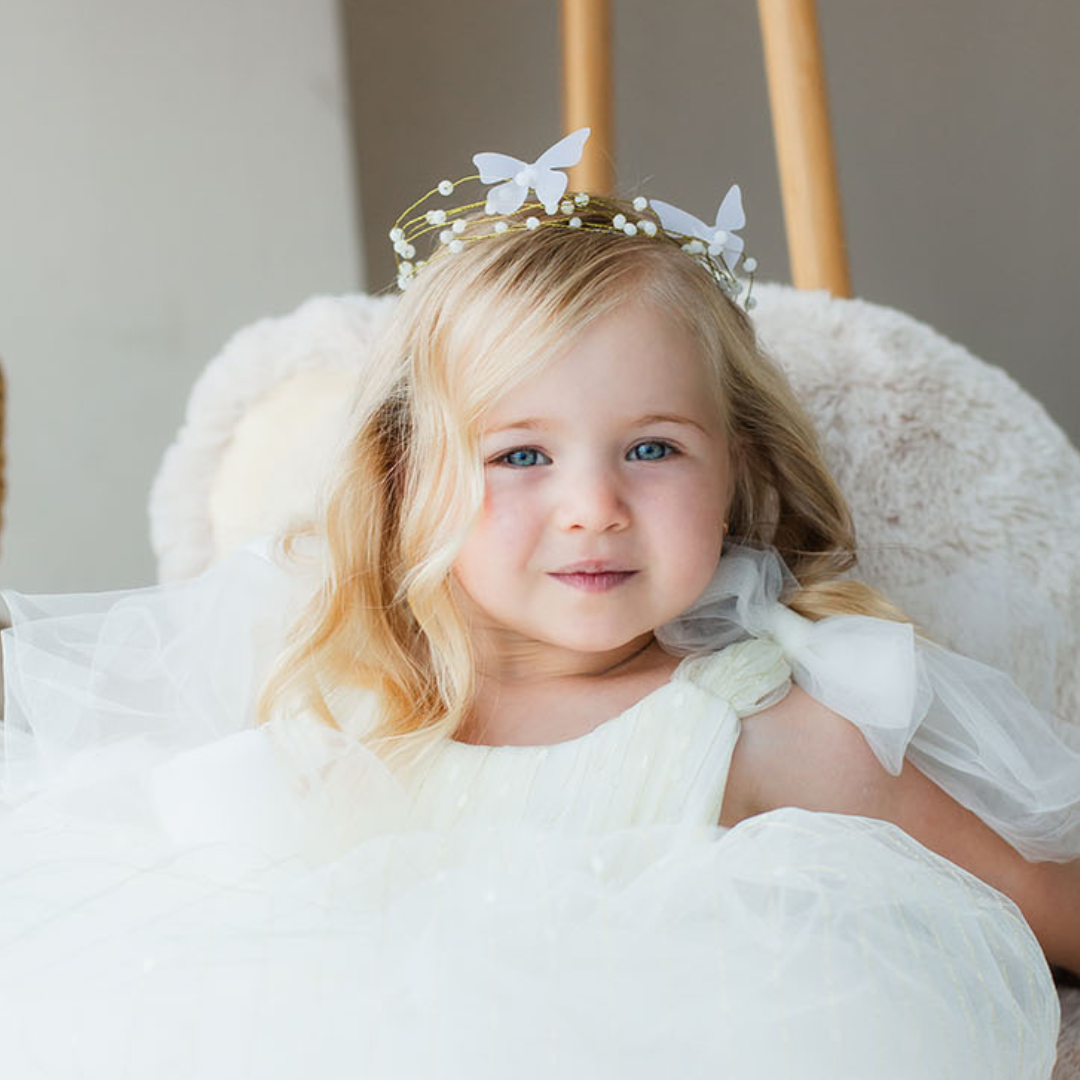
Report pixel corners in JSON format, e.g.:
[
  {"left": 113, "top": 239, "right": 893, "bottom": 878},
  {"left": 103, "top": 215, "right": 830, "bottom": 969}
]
[
  {"left": 347, "top": 0, "right": 1079, "bottom": 444},
  {"left": 0, "top": 0, "right": 362, "bottom": 591}
]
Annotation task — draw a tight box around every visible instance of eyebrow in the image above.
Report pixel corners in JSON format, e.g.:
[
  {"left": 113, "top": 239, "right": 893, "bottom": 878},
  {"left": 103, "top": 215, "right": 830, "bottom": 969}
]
[{"left": 488, "top": 413, "right": 710, "bottom": 436}]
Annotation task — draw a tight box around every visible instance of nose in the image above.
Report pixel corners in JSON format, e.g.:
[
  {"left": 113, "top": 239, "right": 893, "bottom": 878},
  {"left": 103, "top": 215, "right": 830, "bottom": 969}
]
[{"left": 553, "top": 461, "right": 631, "bottom": 533}]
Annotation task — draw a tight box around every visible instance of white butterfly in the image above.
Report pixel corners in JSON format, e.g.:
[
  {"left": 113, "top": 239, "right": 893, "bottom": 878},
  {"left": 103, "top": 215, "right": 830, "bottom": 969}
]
[
  {"left": 650, "top": 185, "right": 746, "bottom": 271},
  {"left": 473, "top": 127, "right": 591, "bottom": 217}
]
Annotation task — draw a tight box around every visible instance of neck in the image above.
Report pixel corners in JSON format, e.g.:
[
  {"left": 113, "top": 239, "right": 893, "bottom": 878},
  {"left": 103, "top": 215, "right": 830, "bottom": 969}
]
[
  {"left": 593, "top": 634, "right": 656, "bottom": 676},
  {"left": 471, "top": 630, "right": 661, "bottom": 686}
]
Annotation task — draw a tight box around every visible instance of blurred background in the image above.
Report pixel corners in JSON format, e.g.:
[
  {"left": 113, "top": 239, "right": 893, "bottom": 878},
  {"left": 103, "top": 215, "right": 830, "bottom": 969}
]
[{"left": 1, "top": 0, "right": 1077, "bottom": 590}]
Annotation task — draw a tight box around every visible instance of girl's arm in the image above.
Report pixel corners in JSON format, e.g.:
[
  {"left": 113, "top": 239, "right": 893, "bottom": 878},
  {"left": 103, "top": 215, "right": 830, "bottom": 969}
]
[{"left": 721, "top": 684, "right": 1080, "bottom": 978}]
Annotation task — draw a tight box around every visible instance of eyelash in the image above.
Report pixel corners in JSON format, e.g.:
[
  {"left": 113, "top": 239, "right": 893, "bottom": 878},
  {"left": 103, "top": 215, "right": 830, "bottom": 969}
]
[{"left": 491, "top": 440, "right": 681, "bottom": 468}]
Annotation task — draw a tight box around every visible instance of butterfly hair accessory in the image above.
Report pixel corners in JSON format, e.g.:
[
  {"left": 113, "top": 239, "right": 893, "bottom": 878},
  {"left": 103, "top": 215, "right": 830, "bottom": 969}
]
[{"left": 388, "top": 128, "right": 757, "bottom": 310}]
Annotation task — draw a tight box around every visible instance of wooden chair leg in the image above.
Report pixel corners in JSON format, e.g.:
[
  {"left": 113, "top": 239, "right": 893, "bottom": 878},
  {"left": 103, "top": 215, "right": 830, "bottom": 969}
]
[
  {"left": 560, "top": 0, "right": 614, "bottom": 194},
  {"left": 757, "top": 0, "right": 852, "bottom": 296}
]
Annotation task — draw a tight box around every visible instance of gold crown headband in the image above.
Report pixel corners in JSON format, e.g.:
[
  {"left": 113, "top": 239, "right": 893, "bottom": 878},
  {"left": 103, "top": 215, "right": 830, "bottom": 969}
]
[{"left": 389, "top": 128, "right": 758, "bottom": 311}]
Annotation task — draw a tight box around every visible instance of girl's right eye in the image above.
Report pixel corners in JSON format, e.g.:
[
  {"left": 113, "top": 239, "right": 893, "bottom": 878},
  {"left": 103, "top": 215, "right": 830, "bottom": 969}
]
[{"left": 492, "top": 447, "right": 550, "bottom": 468}]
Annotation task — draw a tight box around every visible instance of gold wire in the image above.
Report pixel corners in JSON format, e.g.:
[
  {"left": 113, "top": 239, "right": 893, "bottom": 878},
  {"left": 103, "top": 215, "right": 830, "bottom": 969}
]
[
  {"left": 392, "top": 174, "right": 482, "bottom": 231},
  {"left": 390, "top": 175, "right": 756, "bottom": 306}
]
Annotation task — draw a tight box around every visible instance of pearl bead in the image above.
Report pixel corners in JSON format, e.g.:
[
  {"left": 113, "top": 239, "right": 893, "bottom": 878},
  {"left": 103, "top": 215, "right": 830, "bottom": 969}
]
[
  {"left": 425, "top": 209, "right": 446, "bottom": 225},
  {"left": 438, "top": 180, "right": 454, "bottom": 196},
  {"left": 574, "top": 192, "right": 589, "bottom": 206},
  {"left": 402, "top": 243, "right": 416, "bottom": 259},
  {"left": 745, "top": 296, "right": 758, "bottom": 310},
  {"left": 632, "top": 196, "right": 648, "bottom": 211},
  {"left": 713, "top": 229, "right": 728, "bottom": 245},
  {"left": 560, "top": 200, "right": 574, "bottom": 214},
  {"left": 449, "top": 239, "right": 464, "bottom": 253},
  {"left": 623, "top": 222, "right": 637, "bottom": 235},
  {"left": 439, "top": 229, "right": 453, "bottom": 245},
  {"left": 641, "top": 220, "right": 657, "bottom": 237},
  {"left": 389, "top": 227, "right": 404, "bottom": 242},
  {"left": 568, "top": 217, "right": 582, "bottom": 228},
  {"left": 494, "top": 221, "right": 509, "bottom": 233},
  {"left": 452, "top": 220, "right": 466, "bottom": 234},
  {"left": 743, "top": 257, "right": 757, "bottom": 272},
  {"left": 525, "top": 216, "right": 540, "bottom": 230},
  {"left": 612, "top": 213, "right": 627, "bottom": 229}
]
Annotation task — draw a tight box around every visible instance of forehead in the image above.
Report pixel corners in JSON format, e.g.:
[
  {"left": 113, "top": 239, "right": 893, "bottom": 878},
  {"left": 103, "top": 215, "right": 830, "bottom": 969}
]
[{"left": 482, "top": 303, "right": 718, "bottom": 430}]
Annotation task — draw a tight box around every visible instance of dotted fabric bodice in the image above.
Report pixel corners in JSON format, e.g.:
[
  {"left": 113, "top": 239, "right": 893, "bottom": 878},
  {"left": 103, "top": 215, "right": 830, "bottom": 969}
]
[{"left": 390, "top": 639, "right": 791, "bottom": 833}]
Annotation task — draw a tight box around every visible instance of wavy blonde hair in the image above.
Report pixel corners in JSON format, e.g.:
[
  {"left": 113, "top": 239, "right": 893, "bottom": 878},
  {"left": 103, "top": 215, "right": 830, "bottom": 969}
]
[{"left": 257, "top": 202, "right": 906, "bottom": 766}]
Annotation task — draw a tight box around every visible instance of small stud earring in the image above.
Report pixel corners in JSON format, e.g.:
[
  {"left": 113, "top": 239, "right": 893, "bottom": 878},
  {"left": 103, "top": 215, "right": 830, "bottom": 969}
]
[{"left": 722, "top": 521, "right": 730, "bottom": 537}]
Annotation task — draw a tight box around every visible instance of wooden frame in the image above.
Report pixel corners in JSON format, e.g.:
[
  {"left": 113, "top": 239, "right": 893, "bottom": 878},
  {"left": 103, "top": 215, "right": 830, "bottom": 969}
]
[{"left": 559, "top": 0, "right": 851, "bottom": 297}]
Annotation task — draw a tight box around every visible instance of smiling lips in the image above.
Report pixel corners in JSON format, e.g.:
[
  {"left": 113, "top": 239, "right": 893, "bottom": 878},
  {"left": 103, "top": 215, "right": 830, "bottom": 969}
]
[{"left": 549, "top": 561, "right": 638, "bottom": 592}]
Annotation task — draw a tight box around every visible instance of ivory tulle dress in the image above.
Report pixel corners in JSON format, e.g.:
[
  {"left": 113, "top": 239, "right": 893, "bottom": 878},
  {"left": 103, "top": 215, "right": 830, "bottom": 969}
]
[{"left": 1, "top": 540, "right": 1078, "bottom": 1080}]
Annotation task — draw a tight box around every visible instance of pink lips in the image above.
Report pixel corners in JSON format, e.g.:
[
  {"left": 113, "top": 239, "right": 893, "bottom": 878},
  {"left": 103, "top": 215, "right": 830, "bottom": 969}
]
[
  {"left": 549, "top": 561, "right": 638, "bottom": 592},
  {"left": 552, "top": 572, "right": 637, "bottom": 592}
]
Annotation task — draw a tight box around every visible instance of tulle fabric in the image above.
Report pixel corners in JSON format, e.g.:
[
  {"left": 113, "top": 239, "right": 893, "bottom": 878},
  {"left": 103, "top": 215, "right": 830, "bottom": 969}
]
[
  {"left": 0, "top": 803, "right": 1059, "bottom": 1079},
  {"left": 0, "top": 537, "right": 307, "bottom": 808},
  {"left": 0, "top": 538, "right": 1072, "bottom": 1078},
  {"left": 655, "top": 543, "right": 1080, "bottom": 861}
]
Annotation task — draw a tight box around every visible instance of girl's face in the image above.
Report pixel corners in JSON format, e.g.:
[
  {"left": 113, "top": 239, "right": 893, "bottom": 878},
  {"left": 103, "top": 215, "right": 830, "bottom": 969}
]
[{"left": 451, "top": 301, "right": 734, "bottom": 679}]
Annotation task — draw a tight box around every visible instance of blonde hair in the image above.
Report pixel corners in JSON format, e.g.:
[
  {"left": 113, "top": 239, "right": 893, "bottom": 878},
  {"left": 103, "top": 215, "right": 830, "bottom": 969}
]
[{"left": 257, "top": 202, "right": 906, "bottom": 766}]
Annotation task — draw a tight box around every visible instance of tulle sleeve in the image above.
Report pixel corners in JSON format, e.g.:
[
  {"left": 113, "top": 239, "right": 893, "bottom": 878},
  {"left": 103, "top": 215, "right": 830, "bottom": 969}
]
[
  {"left": 655, "top": 544, "right": 1080, "bottom": 862},
  {"left": 0, "top": 537, "right": 317, "bottom": 808}
]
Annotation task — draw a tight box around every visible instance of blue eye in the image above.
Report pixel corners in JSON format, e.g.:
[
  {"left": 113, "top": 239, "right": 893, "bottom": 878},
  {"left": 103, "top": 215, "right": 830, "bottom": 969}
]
[
  {"left": 629, "top": 440, "right": 677, "bottom": 461},
  {"left": 496, "top": 447, "right": 551, "bottom": 467}
]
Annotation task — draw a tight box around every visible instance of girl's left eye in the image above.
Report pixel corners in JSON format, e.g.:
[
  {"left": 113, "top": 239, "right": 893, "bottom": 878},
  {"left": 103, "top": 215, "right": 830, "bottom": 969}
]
[{"left": 628, "top": 440, "right": 677, "bottom": 461}]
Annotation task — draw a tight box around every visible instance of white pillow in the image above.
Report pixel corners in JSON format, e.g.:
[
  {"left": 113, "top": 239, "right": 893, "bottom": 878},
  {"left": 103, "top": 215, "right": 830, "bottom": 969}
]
[{"left": 150, "top": 293, "right": 393, "bottom": 580}]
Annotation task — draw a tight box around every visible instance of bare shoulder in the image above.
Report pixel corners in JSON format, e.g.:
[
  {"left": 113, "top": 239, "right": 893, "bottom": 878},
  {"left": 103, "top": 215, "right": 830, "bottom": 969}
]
[
  {"left": 719, "top": 683, "right": 1080, "bottom": 976},
  {"left": 719, "top": 683, "right": 886, "bottom": 826}
]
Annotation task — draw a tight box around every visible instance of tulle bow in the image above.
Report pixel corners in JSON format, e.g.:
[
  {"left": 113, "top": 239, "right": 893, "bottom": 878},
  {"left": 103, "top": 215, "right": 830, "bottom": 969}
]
[{"left": 656, "top": 544, "right": 1080, "bottom": 862}]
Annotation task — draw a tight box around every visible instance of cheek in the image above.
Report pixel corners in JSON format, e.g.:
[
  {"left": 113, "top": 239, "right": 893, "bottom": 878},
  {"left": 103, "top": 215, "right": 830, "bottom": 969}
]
[
  {"left": 655, "top": 468, "right": 727, "bottom": 525},
  {"left": 454, "top": 482, "right": 537, "bottom": 576},
  {"left": 480, "top": 488, "right": 534, "bottom": 539},
  {"left": 479, "top": 475, "right": 544, "bottom": 532},
  {"left": 649, "top": 473, "right": 729, "bottom": 576}
]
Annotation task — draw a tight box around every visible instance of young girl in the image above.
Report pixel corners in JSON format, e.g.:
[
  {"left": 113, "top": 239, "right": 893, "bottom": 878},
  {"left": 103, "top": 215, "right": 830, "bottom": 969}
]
[{"left": 1, "top": 128, "right": 1079, "bottom": 1080}]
